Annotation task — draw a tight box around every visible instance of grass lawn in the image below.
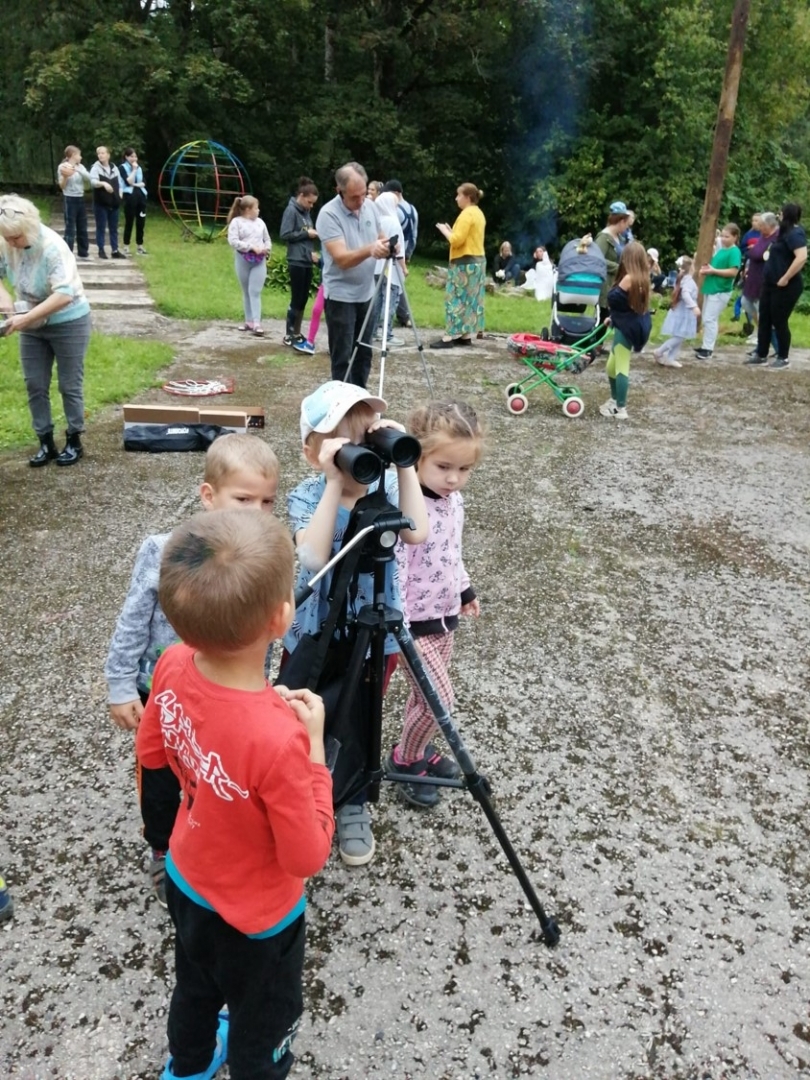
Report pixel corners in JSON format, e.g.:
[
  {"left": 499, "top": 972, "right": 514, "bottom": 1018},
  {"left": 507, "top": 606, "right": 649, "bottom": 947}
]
[
  {"left": 139, "top": 214, "right": 810, "bottom": 346},
  {"left": 0, "top": 333, "right": 173, "bottom": 451}
]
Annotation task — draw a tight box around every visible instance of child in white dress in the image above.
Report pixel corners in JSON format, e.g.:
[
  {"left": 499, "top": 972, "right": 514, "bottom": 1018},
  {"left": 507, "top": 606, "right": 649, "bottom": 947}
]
[{"left": 653, "top": 256, "right": 700, "bottom": 368}]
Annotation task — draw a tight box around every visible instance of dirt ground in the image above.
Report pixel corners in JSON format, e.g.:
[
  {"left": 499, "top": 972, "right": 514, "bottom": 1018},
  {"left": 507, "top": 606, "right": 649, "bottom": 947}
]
[{"left": 1, "top": 308, "right": 809, "bottom": 1080}]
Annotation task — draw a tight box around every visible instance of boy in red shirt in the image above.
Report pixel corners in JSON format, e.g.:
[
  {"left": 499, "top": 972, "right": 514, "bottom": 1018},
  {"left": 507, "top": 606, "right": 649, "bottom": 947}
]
[{"left": 136, "top": 509, "right": 334, "bottom": 1080}]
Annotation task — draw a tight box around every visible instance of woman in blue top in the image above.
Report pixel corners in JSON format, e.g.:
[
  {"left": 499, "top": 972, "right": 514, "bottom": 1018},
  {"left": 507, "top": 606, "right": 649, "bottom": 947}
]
[{"left": 0, "top": 194, "right": 91, "bottom": 466}]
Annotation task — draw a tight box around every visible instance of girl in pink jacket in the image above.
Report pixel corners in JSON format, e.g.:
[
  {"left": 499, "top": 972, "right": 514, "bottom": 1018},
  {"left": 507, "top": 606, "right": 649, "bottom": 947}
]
[{"left": 387, "top": 401, "right": 485, "bottom": 807}]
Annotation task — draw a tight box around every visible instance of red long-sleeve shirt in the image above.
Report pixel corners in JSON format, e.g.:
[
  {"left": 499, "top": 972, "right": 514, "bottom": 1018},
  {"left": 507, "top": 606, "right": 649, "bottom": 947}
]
[{"left": 136, "top": 643, "right": 334, "bottom": 934}]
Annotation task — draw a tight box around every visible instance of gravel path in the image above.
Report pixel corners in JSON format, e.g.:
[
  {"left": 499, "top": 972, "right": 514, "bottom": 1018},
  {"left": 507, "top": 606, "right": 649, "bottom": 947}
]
[{"left": 1, "top": 314, "right": 808, "bottom": 1079}]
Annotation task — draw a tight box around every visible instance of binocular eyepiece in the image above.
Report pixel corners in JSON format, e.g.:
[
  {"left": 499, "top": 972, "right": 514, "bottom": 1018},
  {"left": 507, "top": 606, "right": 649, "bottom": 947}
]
[{"left": 335, "top": 428, "right": 421, "bottom": 485}]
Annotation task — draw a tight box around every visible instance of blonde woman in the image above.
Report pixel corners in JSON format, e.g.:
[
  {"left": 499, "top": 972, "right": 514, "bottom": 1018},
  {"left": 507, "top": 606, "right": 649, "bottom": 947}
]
[{"left": 0, "top": 194, "right": 91, "bottom": 466}]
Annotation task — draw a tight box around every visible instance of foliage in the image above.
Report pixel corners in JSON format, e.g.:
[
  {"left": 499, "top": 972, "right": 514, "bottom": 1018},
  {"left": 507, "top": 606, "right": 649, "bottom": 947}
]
[{"left": 1, "top": 0, "right": 809, "bottom": 269}]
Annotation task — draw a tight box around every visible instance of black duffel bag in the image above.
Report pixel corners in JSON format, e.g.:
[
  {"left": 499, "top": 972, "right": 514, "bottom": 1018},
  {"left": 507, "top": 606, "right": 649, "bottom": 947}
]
[{"left": 123, "top": 423, "right": 224, "bottom": 453}]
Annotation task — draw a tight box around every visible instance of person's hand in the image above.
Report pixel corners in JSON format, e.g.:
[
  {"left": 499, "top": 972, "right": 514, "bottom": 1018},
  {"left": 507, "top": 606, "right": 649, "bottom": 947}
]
[
  {"left": 109, "top": 699, "right": 144, "bottom": 731},
  {"left": 307, "top": 228, "right": 318, "bottom": 239},
  {"left": 311, "top": 252, "right": 320, "bottom": 264},
  {"left": 60, "top": 164, "right": 75, "bottom": 177},
  {"left": 699, "top": 264, "right": 712, "bottom": 276},
  {"left": 371, "top": 238, "right": 392, "bottom": 259},
  {"left": 281, "top": 688, "right": 326, "bottom": 756},
  {"left": 102, "top": 182, "right": 113, "bottom": 193},
  {"left": 495, "top": 269, "right": 505, "bottom": 280},
  {"left": 1, "top": 312, "right": 29, "bottom": 335},
  {"left": 318, "top": 436, "right": 350, "bottom": 481},
  {"left": 777, "top": 276, "right": 788, "bottom": 287},
  {"left": 460, "top": 598, "right": 481, "bottom": 617},
  {"left": 367, "top": 418, "right": 405, "bottom": 435},
  {"left": 251, "top": 246, "right": 266, "bottom": 255}
]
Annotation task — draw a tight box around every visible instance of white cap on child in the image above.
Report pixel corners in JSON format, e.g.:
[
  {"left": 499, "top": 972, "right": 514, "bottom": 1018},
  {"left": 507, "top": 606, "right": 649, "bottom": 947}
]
[{"left": 300, "top": 381, "right": 387, "bottom": 442}]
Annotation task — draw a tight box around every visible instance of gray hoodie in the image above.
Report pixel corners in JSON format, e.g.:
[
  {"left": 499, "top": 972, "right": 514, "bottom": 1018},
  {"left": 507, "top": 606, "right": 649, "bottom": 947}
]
[{"left": 280, "top": 196, "right": 315, "bottom": 267}]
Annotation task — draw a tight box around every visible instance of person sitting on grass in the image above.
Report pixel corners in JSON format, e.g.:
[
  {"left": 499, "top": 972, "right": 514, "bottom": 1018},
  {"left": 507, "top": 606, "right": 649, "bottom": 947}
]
[
  {"left": 136, "top": 508, "right": 334, "bottom": 1080},
  {"left": 492, "top": 240, "right": 522, "bottom": 285}
]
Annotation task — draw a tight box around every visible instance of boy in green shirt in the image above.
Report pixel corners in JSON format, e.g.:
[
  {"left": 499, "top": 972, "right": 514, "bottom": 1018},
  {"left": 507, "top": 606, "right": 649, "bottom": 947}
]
[{"left": 694, "top": 223, "right": 741, "bottom": 359}]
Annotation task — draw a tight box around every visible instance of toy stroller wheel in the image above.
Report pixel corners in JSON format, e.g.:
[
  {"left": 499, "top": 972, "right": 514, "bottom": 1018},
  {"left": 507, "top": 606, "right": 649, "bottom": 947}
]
[
  {"left": 541, "top": 328, "right": 549, "bottom": 341},
  {"left": 507, "top": 393, "right": 529, "bottom": 415},
  {"left": 505, "top": 383, "right": 521, "bottom": 399},
  {"left": 562, "top": 396, "right": 584, "bottom": 418}
]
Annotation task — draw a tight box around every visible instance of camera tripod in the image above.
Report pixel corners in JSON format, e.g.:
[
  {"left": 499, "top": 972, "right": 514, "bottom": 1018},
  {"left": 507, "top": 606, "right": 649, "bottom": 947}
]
[
  {"left": 281, "top": 487, "right": 560, "bottom": 947},
  {"left": 346, "top": 242, "right": 435, "bottom": 399}
]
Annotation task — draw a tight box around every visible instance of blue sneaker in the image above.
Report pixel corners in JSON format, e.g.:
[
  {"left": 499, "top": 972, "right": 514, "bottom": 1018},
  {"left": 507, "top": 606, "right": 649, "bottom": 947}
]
[
  {"left": 161, "top": 1013, "right": 228, "bottom": 1080},
  {"left": 0, "top": 875, "right": 14, "bottom": 923},
  {"left": 293, "top": 339, "right": 315, "bottom": 355}
]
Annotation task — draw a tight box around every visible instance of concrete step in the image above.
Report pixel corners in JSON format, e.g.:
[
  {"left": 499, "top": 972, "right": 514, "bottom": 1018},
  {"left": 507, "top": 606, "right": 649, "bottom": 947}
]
[
  {"left": 79, "top": 266, "right": 145, "bottom": 284},
  {"left": 87, "top": 289, "right": 155, "bottom": 309}
]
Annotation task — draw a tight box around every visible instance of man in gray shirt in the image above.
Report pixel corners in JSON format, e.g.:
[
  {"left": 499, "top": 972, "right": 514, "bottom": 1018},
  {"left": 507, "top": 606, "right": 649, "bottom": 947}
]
[{"left": 316, "top": 162, "right": 391, "bottom": 388}]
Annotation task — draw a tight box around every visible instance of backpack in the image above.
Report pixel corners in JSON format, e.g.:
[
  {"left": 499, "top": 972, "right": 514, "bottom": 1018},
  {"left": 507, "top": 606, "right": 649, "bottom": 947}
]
[{"left": 398, "top": 201, "right": 417, "bottom": 257}]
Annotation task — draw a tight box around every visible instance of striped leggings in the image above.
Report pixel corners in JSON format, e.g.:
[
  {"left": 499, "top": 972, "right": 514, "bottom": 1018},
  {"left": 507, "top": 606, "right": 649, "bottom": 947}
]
[{"left": 400, "top": 632, "right": 455, "bottom": 763}]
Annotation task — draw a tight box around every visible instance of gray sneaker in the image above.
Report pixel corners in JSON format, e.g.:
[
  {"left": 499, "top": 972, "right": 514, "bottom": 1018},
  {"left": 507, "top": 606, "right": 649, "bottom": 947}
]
[
  {"left": 768, "top": 356, "right": 790, "bottom": 370},
  {"left": 744, "top": 353, "right": 768, "bottom": 365},
  {"left": 336, "top": 803, "right": 375, "bottom": 866}
]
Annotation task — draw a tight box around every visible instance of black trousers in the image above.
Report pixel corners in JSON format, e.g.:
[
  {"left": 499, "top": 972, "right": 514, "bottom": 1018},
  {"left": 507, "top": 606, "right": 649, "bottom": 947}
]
[
  {"left": 325, "top": 297, "right": 372, "bottom": 387},
  {"left": 757, "top": 277, "right": 802, "bottom": 358},
  {"left": 166, "top": 877, "right": 304, "bottom": 1080},
  {"left": 288, "top": 264, "right": 313, "bottom": 319},
  {"left": 137, "top": 689, "right": 181, "bottom": 852},
  {"left": 122, "top": 192, "right": 145, "bottom": 246}
]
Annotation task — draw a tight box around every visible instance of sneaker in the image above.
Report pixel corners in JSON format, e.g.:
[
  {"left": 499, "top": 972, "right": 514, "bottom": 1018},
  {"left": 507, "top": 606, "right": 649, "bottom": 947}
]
[
  {"left": 97, "top": 250, "right": 108, "bottom": 260},
  {"left": 336, "top": 803, "right": 376, "bottom": 866},
  {"left": 425, "top": 743, "right": 461, "bottom": 780},
  {"left": 385, "top": 749, "right": 441, "bottom": 808},
  {"left": 77, "top": 254, "right": 91, "bottom": 261},
  {"left": 0, "top": 875, "right": 14, "bottom": 923},
  {"left": 122, "top": 246, "right": 130, "bottom": 256},
  {"left": 293, "top": 339, "right": 315, "bottom": 355},
  {"left": 746, "top": 332, "right": 758, "bottom": 345},
  {"left": 149, "top": 851, "right": 168, "bottom": 908},
  {"left": 693, "top": 348, "right": 713, "bottom": 359},
  {"left": 598, "top": 398, "right": 618, "bottom": 417},
  {"left": 161, "top": 1012, "right": 229, "bottom": 1080},
  {"left": 136, "top": 246, "right": 148, "bottom": 255},
  {"left": 744, "top": 353, "right": 768, "bottom": 365},
  {"left": 768, "top": 356, "right": 790, "bottom": 370},
  {"left": 111, "top": 250, "right": 126, "bottom": 260},
  {"left": 658, "top": 355, "right": 682, "bottom": 368},
  {"left": 383, "top": 335, "right": 406, "bottom": 348},
  {"left": 282, "top": 334, "right": 294, "bottom": 346}
]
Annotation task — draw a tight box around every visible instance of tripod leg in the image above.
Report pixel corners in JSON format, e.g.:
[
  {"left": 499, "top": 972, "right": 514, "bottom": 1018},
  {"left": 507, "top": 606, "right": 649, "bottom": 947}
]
[
  {"left": 395, "top": 279, "right": 435, "bottom": 397},
  {"left": 346, "top": 268, "right": 388, "bottom": 386},
  {"left": 395, "top": 625, "right": 560, "bottom": 946}
]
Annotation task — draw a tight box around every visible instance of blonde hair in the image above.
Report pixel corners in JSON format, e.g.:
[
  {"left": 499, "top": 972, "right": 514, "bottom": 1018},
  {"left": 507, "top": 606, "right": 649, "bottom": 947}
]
[
  {"left": 63, "top": 145, "right": 80, "bottom": 160},
  {"left": 0, "top": 194, "right": 42, "bottom": 245},
  {"left": 615, "top": 240, "right": 651, "bottom": 315},
  {"left": 304, "top": 402, "right": 377, "bottom": 451},
  {"left": 203, "top": 434, "right": 280, "bottom": 488},
  {"left": 407, "top": 400, "right": 485, "bottom": 462},
  {"left": 226, "top": 195, "right": 259, "bottom": 225},
  {"left": 159, "top": 510, "right": 294, "bottom": 652}
]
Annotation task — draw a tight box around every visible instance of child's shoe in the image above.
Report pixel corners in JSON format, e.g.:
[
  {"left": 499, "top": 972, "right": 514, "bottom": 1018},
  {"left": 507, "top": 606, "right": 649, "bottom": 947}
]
[
  {"left": 385, "top": 748, "right": 441, "bottom": 808},
  {"left": 149, "top": 850, "right": 168, "bottom": 908},
  {"left": 598, "top": 398, "right": 618, "bottom": 417},
  {"left": 137, "top": 246, "right": 148, "bottom": 256},
  {"left": 693, "top": 348, "right": 713, "bottom": 359},
  {"left": 0, "top": 875, "right": 14, "bottom": 923},
  {"left": 293, "top": 339, "right": 315, "bottom": 355},
  {"left": 282, "top": 333, "right": 294, "bottom": 346},
  {"left": 336, "top": 803, "right": 376, "bottom": 866},
  {"left": 161, "top": 1012, "right": 229, "bottom": 1080},
  {"left": 424, "top": 743, "right": 461, "bottom": 780}
]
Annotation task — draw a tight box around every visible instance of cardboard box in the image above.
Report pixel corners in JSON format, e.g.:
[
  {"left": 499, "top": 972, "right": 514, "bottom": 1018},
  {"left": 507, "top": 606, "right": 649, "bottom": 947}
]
[{"left": 122, "top": 404, "right": 265, "bottom": 432}]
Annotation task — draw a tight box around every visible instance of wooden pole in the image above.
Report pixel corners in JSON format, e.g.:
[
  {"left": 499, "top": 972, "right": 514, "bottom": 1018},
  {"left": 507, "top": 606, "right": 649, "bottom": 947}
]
[{"left": 695, "top": 0, "right": 751, "bottom": 280}]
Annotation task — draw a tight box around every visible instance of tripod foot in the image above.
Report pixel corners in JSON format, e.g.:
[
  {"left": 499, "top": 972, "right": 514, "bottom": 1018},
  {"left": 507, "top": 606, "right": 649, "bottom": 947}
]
[{"left": 541, "top": 917, "right": 561, "bottom": 948}]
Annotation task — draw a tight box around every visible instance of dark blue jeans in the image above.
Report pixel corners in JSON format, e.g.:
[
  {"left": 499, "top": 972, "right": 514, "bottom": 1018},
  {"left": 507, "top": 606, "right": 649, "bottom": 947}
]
[
  {"left": 325, "top": 297, "right": 373, "bottom": 387},
  {"left": 166, "top": 877, "right": 303, "bottom": 1080},
  {"left": 94, "top": 204, "right": 120, "bottom": 254},
  {"left": 63, "top": 196, "right": 89, "bottom": 257}
]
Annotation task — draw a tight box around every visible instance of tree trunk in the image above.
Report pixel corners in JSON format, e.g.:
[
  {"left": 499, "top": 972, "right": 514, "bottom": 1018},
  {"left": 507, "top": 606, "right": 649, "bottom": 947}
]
[{"left": 695, "top": 0, "right": 751, "bottom": 291}]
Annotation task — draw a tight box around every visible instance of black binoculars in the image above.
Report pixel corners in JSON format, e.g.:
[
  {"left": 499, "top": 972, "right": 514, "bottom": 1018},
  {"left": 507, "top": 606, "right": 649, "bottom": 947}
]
[{"left": 335, "top": 428, "right": 421, "bottom": 485}]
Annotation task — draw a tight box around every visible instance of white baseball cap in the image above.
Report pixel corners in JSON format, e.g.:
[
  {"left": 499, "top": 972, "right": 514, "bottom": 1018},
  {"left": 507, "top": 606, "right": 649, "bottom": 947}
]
[
  {"left": 647, "top": 247, "right": 659, "bottom": 261},
  {"left": 300, "top": 380, "right": 387, "bottom": 442}
]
